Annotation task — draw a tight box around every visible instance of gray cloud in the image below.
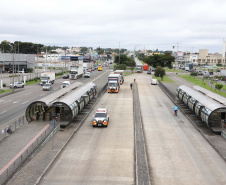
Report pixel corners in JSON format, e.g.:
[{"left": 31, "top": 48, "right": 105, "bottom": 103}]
[{"left": 0, "top": 0, "right": 226, "bottom": 53}]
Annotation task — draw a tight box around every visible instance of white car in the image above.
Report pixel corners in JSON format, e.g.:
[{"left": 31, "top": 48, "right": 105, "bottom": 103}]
[
  {"left": 84, "top": 72, "right": 91, "bottom": 78},
  {"left": 151, "top": 79, "right": 157, "bottom": 85},
  {"left": 9, "top": 82, "right": 25, "bottom": 88},
  {"left": 43, "top": 83, "right": 52, "bottom": 91},
  {"left": 61, "top": 81, "right": 70, "bottom": 88}
]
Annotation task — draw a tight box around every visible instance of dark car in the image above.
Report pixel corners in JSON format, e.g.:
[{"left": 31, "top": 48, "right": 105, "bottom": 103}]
[
  {"left": 147, "top": 70, "right": 151, "bottom": 74},
  {"left": 62, "top": 74, "right": 69, "bottom": 79},
  {"left": 209, "top": 71, "right": 213, "bottom": 75}
]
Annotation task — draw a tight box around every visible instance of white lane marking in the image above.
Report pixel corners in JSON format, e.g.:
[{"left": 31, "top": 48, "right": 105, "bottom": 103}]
[
  {"left": 40, "top": 94, "right": 45, "bottom": 97},
  {"left": 0, "top": 110, "right": 6, "bottom": 115},
  {"left": 0, "top": 100, "right": 5, "bottom": 102},
  {"left": 3, "top": 100, "right": 12, "bottom": 103},
  {"left": 22, "top": 100, "right": 29, "bottom": 104},
  {"left": 25, "top": 93, "right": 30, "bottom": 95},
  {"left": 13, "top": 100, "right": 22, "bottom": 104}
]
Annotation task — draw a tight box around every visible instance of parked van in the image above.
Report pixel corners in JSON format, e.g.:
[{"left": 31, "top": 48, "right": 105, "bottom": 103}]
[{"left": 151, "top": 79, "right": 157, "bottom": 85}]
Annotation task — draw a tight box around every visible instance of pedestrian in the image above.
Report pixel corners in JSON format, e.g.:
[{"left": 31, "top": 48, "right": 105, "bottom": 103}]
[
  {"left": 130, "top": 83, "right": 133, "bottom": 90},
  {"left": 134, "top": 79, "right": 136, "bottom": 82}
]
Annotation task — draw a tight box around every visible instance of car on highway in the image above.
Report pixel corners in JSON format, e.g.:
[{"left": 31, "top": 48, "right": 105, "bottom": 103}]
[
  {"left": 61, "top": 81, "right": 70, "bottom": 88},
  {"left": 9, "top": 82, "right": 25, "bottom": 88},
  {"left": 42, "top": 83, "right": 52, "bottom": 91},
  {"left": 92, "top": 108, "right": 109, "bottom": 127},
  {"left": 62, "top": 74, "right": 69, "bottom": 79},
  {"left": 147, "top": 70, "right": 151, "bottom": 74},
  {"left": 84, "top": 72, "right": 91, "bottom": 78},
  {"left": 151, "top": 79, "right": 157, "bottom": 85}
]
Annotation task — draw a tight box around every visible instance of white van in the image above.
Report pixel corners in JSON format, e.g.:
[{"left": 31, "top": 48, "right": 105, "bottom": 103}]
[
  {"left": 61, "top": 81, "right": 70, "bottom": 88},
  {"left": 151, "top": 79, "right": 157, "bottom": 85}
]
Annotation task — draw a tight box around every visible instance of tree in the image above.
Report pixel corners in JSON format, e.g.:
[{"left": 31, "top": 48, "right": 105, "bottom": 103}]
[
  {"left": 114, "top": 64, "right": 127, "bottom": 70},
  {"left": 154, "top": 66, "right": 166, "bottom": 81},
  {"left": 144, "top": 53, "right": 175, "bottom": 68},
  {"left": 215, "top": 83, "right": 223, "bottom": 92},
  {"left": 190, "top": 72, "right": 198, "bottom": 78},
  {"left": 0, "top": 40, "right": 12, "bottom": 53}
]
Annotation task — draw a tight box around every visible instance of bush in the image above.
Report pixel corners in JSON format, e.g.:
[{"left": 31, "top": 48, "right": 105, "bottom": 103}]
[
  {"left": 190, "top": 72, "right": 198, "bottom": 77},
  {"left": 3, "top": 83, "right": 6, "bottom": 87},
  {"left": 114, "top": 64, "right": 127, "bottom": 70},
  {"left": 215, "top": 83, "right": 223, "bottom": 91}
]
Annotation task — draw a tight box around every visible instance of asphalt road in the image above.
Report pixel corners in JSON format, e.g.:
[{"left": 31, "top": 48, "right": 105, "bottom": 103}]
[
  {"left": 138, "top": 73, "right": 226, "bottom": 184},
  {"left": 0, "top": 68, "right": 109, "bottom": 126},
  {"left": 38, "top": 74, "right": 135, "bottom": 185}
]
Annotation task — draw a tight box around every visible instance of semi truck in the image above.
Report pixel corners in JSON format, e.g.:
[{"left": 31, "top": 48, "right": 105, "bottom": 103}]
[
  {"left": 114, "top": 70, "right": 124, "bottom": 84},
  {"left": 107, "top": 74, "right": 120, "bottom": 93},
  {"left": 69, "top": 65, "right": 83, "bottom": 79},
  {"left": 40, "top": 72, "right": 55, "bottom": 85}
]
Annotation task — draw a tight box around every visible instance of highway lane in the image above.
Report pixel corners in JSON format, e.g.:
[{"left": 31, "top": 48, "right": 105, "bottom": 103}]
[
  {"left": 0, "top": 68, "right": 109, "bottom": 126},
  {"left": 138, "top": 73, "right": 226, "bottom": 184},
  {"left": 39, "top": 75, "right": 135, "bottom": 185}
]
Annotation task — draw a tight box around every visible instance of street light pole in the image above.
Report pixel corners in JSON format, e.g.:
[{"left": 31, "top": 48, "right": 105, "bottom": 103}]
[{"left": 119, "top": 41, "right": 120, "bottom": 65}]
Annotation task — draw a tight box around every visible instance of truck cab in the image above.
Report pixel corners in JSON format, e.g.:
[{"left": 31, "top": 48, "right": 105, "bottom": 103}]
[{"left": 108, "top": 74, "right": 120, "bottom": 93}]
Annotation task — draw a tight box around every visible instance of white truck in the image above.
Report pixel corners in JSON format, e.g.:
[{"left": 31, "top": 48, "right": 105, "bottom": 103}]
[
  {"left": 107, "top": 74, "right": 120, "bottom": 93},
  {"left": 69, "top": 65, "right": 83, "bottom": 79},
  {"left": 40, "top": 72, "right": 55, "bottom": 85},
  {"left": 114, "top": 70, "right": 124, "bottom": 85}
]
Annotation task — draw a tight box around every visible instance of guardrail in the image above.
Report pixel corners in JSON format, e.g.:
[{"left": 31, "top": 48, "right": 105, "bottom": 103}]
[
  {"left": 0, "top": 115, "right": 27, "bottom": 142},
  {"left": 158, "top": 81, "right": 176, "bottom": 101},
  {"left": 0, "top": 124, "right": 53, "bottom": 185},
  {"left": 97, "top": 83, "right": 107, "bottom": 98}
]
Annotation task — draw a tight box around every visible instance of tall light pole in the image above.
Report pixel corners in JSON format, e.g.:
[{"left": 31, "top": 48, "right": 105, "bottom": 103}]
[{"left": 119, "top": 41, "right": 120, "bottom": 65}]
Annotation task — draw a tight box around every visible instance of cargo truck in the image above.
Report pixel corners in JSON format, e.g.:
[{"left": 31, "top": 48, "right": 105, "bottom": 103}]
[
  {"left": 70, "top": 65, "right": 83, "bottom": 79},
  {"left": 114, "top": 70, "right": 124, "bottom": 84},
  {"left": 136, "top": 64, "right": 143, "bottom": 73},
  {"left": 107, "top": 74, "right": 120, "bottom": 93},
  {"left": 40, "top": 72, "right": 55, "bottom": 85}
]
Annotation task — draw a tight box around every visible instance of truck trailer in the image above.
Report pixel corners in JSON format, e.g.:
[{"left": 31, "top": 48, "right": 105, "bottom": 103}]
[
  {"left": 107, "top": 74, "right": 120, "bottom": 93},
  {"left": 40, "top": 72, "right": 55, "bottom": 85},
  {"left": 114, "top": 70, "right": 124, "bottom": 84}
]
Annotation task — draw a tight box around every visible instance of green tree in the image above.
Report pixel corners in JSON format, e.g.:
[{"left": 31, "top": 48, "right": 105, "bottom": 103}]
[
  {"left": 154, "top": 66, "right": 166, "bottom": 81},
  {"left": 215, "top": 83, "right": 223, "bottom": 92},
  {"left": 190, "top": 72, "right": 198, "bottom": 78},
  {"left": 144, "top": 53, "right": 175, "bottom": 68},
  {"left": 114, "top": 64, "right": 127, "bottom": 70},
  {"left": 0, "top": 40, "right": 12, "bottom": 53}
]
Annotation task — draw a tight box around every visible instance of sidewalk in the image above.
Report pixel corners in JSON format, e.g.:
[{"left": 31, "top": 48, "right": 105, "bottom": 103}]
[{"left": 0, "top": 121, "right": 48, "bottom": 170}]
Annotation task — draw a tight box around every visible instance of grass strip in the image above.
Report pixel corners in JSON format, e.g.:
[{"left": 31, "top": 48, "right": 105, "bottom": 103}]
[
  {"left": 178, "top": 75, "right": 226, "bottom": 97},
  {"left": 154, "top": 75, "right": 175, "bottom": 83}
]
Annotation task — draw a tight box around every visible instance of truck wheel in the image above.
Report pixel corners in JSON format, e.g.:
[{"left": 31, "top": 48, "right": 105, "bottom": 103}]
[{"left": 22, "top": 85, "right": 24, "bottom": 88}]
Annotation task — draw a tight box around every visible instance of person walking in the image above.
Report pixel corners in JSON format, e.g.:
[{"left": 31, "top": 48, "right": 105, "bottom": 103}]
[{"left": 130, "top": 83, "right": 133, "bottom": 90}]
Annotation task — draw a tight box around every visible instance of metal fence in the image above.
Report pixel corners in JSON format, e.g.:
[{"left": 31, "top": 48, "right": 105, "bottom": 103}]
[
  {"left": 0, "top": 116, "right": 27, "bottom": 142},
  {"left": 158, "top": 81, "right": 176, "bottom": 101},
  {"left": 0, "top": 124, "right": 53, "bottom": 185}
]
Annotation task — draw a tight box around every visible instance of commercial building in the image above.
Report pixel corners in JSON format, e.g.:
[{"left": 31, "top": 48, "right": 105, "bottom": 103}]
[{"left": 0, "top": 53, "right": 35, "bottom": 73}]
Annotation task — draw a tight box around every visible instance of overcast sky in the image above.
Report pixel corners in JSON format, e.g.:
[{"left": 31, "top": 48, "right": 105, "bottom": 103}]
[{"left": 0, "top": 0, "right": 226, "bottom": 53}]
